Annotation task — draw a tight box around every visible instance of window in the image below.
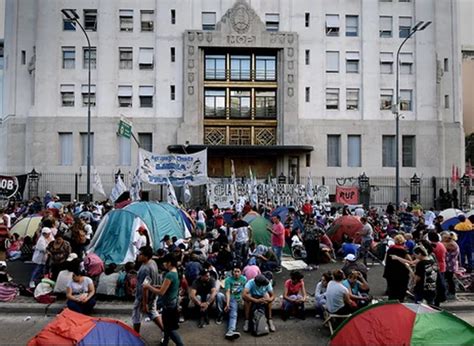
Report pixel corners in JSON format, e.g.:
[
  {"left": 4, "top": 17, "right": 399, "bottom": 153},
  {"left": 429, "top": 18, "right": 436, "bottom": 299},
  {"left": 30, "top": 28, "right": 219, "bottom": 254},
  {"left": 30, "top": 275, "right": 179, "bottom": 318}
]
[
  {"left": 170, "top": 85, "right": 175, "bottom": 101},
  {"left": 380, "top": 16, "right": 392, "bottom": 37},
  {"left": 230, "top": 90, "right": 251, "bottom": 117},
  {"left": 255, "top": 55, "right": 276, "bottom": 80},
  {"left": 305, "top": 12, "right": 310, "bottom": 27},
  {"left": 326, "top": 88, "right": 339, "bottom": 110},
  {"left": 444, "top": 95, "right": 449, "bottom": 109},
  {"left": 139, "top": 86, "right": 154, "bottom": 108},
  {"left": 138, "top": 48, "right": 154, "bottom": 70},
  {"left": 346, "top": 15, "right": 358, "bottom": 37},
  {"left": 400, "top": 52, "right": 413, "bottom": 74},
  {"left": 400, "top": 89, "right": 413, "bottom": 111},
  {"left": 327, "top": 135, "right": 341, "bottom": 167},
  {"left": 59, "top": 133, "right": 73, "bottom": 166},
  {"left": 348, "top": 135, "right": 361, "bottom": 167},
  {"left": 202, "top": 12, "right": 216, "bottom": 30},
  {"left": 62, "top": 47, "right": 75, "bottom": 69},
  {"left": 265, "top": 13, "right": 279, "bottom": 31},
  {"left": 81, "top": 84, "right": 96, "bottom": 107},
  {"left": 382, "top": 135, "right": 396, "bottom": 167},
  {"left": 80, "top": 132, "right": 94, "bottom": 165},
  {"left": 326, "top": 51, "right": 339, "bottom": 72},
  {"left": 83, "top": 47, "right": 96, "bottom": 69},
  {"left": 63, "top": 14, "right": 76, "bottom": 31},
  {"left": 380, "top": 52, "right": 393, "bottom": 74},
  {"left": 60, "top": 84, "right": 75, "bottom": 107},
  {"left": 346, "top": 51, "right": 360, "bottom": 73},
  {"left": 305, "top": 50, "right": 310, "bottom": 65},
  {"left": 230, "top": 55, "right": 251, "bottom": 80},
  {"left": 84, "top": 9, "right": 97, "bottom": 31},
  {"left": 399, "top": 0, "right": 411, "bottom": 2},
  {"left": 444, "top": 58, "right": 449, "bottom": 72},
  {"left": 380, "top": 0, "right": 392, "bottom": 2},
  {"left": 305, "top": 87, "right": 310, "bottom": 103},
  {"left": 171, "top": 9, "right": 176, "bottom": 25},
  {"left": 346, "top": 88, "right": 359, "bottom": 110},
  {"left": 326, "top": 14, "right": 340, "bottom": 36},
  {"left": 399, "top": 16, "right": 412, "bottom": 38},
  {"left": 119, "top": 9, "right": 133, "bottom": 32},
  {"left": 138, "top": 133, "right": 153, "bottom": 152},
  {"left": 141, "top": 10, "right": 154, "bottom": 31},
  {"left": 402, "top": 135, "right": 416, "bottom": 167},
  {"left": 118, "top": 85, "right": 133, "bottom": 107},
  {"left": 205, "top": 54, "right": 226, "bottom": 80},
  {"left": 170, "top": 47, "right": 175, "bottom": 62},
  {"left": 204, "top": 89, "right": 225, "bottom": 117},
  {"left": 21, "top": 51, "right": 26, "bottom": 65},
  {"left": 119, "top": 136, "right": 131, "bottom": 166},
  {"left": 119, "top": 47, "right": 133, "bottom": 69},
  {"left": 255, "top": 90, "right": 276, "bottom": 118},
  {"left": 380, "top": 89, "right": 393, "bottom": 110}
]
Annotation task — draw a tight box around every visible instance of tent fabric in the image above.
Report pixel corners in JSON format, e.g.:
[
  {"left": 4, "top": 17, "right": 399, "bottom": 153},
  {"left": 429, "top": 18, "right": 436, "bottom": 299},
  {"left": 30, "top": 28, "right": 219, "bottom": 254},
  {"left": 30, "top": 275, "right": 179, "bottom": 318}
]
[
  {"left": 88, "top": 202, "right": 187, "bottom": 264},
  {"left": 10, "top": 215, "right": 42, "bottom": 237},
  {"left": 28, "top": 309, "right": 144, "bottom": 346},
  {"left": 250, "top": 216, "right": 291, "bottom": 255},
  {"left": 327, "top": 215, "right": 363, "bottom": 245}
]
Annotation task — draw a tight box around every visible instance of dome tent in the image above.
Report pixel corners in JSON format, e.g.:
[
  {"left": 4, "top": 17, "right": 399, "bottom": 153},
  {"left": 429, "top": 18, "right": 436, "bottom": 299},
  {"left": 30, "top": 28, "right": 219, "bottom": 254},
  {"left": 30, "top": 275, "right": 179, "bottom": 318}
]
[{"left": 88, "top": 202, "right": 189, "bottom": 264}]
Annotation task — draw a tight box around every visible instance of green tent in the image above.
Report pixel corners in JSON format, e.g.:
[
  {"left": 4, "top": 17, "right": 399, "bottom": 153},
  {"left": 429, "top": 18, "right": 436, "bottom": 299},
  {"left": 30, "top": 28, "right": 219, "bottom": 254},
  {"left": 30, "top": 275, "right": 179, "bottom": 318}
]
[{"left": 248, "top": 216, "right": 291, "bottom": 255}]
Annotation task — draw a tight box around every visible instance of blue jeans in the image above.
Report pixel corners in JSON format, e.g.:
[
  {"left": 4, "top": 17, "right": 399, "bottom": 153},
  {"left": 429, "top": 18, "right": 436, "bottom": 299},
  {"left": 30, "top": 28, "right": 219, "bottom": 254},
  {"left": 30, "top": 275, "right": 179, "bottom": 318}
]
[
  {"left": 196, "top": 293, "right": 225, "bottom": 317},
  {"left": 234, "top": 242, "right": 248, "bottom": 267},
  {"left": 272, "top": 246, "right": 282, "bottom": 268},
  {"left": 225, "top": 298, "right": 239, "bottom": 332},
  {"left": 30, "top": 264, "right": 45, "bottom": 284},
  {"left": 67, "top": 297, "right": 96, "bottom": 315}
]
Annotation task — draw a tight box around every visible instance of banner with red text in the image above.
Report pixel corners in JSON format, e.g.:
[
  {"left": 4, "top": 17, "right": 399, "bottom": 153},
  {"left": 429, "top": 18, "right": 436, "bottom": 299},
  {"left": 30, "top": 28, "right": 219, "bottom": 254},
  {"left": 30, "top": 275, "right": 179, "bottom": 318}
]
[{"left": 335, "top": 186, "right": 359, "bottom": 204}]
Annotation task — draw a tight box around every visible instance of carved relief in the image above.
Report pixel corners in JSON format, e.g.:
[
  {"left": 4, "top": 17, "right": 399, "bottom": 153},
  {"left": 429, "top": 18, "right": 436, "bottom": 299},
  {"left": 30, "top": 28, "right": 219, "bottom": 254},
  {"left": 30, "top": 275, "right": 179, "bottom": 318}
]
[
  {"left": 206, "top": 32, "right": 213, "bottom": 42},
  {"left": 188, "top": 86, "right": 194, "bottom": 95},
  {"left": 230, "top": 4, "right": 251, "bottom": 34},
  {"left": 188, "top": 73, "right": 194, "bottom": 83},
  {"left": 288, "top": 74, "right": 294, "bottom": 83},
  {"left": 288, "top": 61, "right": 294, "bottom": 70},
  {"left": 188, "top": 32, "right": 195, "bottom": 41},
  {"left": 436, "top": 60, "right": 443, "bottom": 84},
  {"left": 227, "top": 35, "right": 256, "bottom": 45},
  {"left": 287, "top": 34, "right": 294, "bottom": 44},
  {"left": 288, "top": 88, "right": 294, "bottom": 97},
  {"left": 287, "top": 48, "right": 294, "bottom": 57},
  {"left": 197, "top": 32, "right": 204, "bottom": 41},
  {"left": 188, "top": 46, "right": 195, "bottom": 55},
  {"left": 188, "top": 59, "right": 194, "bottom": 68}
]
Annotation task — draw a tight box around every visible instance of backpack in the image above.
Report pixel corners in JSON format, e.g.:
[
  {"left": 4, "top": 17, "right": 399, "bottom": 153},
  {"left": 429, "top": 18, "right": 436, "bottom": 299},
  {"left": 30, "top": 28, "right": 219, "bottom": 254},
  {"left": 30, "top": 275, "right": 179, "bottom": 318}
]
[
  {"left": 125, "top": 270, "right": 138, "bottom": 297},
  {"left": 0, "top": 283, "right": 18, "bottom": 302},
  {"left": 84, "top": 253, "right": 105, "bottom": 277},
  {"left": 252, "top": 307, "right": 269, "bottom": 336}
]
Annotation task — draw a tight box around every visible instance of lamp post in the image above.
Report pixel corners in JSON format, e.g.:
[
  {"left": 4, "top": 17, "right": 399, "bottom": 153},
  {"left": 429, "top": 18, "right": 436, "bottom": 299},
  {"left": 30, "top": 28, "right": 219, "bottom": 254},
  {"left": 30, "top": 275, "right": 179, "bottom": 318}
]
[
  {"left": 410, "top": 173, "right": 421, "bottom": 203},
  {"left": 393, "top": 20, "right": 431, "bottom": 210},
  {"left": 61, "top": 9, "right": 92, "bottom": 203},
  {"left": 358, "top": 172, "right": 370, "bottom": 207}
]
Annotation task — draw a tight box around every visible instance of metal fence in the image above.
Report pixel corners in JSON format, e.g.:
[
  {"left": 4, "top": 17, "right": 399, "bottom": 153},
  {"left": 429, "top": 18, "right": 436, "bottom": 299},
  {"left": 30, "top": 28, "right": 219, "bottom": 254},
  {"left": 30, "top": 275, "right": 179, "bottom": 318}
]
[{"left": 0, "top": 170, "right": 468, "bottom": 209}]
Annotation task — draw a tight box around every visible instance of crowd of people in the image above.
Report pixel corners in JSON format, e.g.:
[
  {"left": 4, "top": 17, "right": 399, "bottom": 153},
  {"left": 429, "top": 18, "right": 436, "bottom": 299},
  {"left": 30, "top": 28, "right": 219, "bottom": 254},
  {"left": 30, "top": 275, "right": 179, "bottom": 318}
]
[{"left": 0, "top": 192, "right": 473, "bottom": 344}]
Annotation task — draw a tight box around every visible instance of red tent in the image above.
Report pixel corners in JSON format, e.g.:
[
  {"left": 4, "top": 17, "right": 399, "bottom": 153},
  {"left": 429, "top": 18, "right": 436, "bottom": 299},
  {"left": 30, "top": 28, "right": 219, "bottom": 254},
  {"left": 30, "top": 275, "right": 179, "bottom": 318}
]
[
  {"left": 28, "top": 309, "right": 144, "bottom": 346},
  {"left": 326, "top": 215, "right": 363, "bottom": 244}
]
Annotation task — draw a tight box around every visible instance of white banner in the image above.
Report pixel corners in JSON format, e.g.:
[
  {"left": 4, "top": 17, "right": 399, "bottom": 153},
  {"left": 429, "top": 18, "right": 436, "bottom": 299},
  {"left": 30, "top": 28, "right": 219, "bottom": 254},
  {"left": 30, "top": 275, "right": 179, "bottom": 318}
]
[{"left": 138, "top": 148, "right": 208, "bottom": 186}]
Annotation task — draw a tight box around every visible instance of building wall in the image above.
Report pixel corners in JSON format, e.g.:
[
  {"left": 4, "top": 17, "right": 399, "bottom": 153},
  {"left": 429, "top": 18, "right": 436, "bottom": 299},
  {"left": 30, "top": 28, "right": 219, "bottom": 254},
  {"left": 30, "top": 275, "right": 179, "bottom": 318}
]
[
  {"left": 0, "top": 0, "right": 465, "bottom": 183},
  {"left": 459, "top": 0, "right": 474, "bottom": 136}
]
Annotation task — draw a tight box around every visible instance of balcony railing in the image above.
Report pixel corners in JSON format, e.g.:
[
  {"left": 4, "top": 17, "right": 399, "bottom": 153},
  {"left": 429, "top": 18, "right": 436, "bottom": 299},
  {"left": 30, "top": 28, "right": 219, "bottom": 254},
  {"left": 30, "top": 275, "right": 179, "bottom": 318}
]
[
  {"left": 205, "top": 69, "right": 276, "bottom": 81},
  {"left": 204, "top": 107, "right": 277, "bottom": 119}
]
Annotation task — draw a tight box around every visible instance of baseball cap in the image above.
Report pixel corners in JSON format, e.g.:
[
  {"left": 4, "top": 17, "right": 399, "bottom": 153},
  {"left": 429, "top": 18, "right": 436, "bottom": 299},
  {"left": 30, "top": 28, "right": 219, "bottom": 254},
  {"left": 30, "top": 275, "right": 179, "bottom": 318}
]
[
  {"left": 67, "top": 253, "right": 78, "bottom": 262},
  {"left": 344, "top": 254, "right": 356, "bottom": 262},
  {"left": 41, "top": 227, "right": 52, "bottom": 234}
]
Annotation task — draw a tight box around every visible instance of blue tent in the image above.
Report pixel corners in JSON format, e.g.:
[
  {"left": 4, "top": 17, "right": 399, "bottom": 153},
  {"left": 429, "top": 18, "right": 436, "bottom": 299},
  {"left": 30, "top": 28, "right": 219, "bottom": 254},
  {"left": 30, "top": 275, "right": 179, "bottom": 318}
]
[{"left": 88, "top": 202, "right": 188, "bottom": 264}]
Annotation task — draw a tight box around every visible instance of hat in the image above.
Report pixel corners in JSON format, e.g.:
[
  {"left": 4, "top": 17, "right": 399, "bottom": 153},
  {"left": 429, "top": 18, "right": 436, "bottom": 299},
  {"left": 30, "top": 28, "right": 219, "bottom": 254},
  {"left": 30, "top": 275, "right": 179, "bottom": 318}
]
[
  {"left": 41, "top": 227, "right": 52, "bottom": 234},
  {"left": 67, "top": 253, "right": 78, "bottom": 262},
  {"left": 344, "top": 254, "right": 356, "bottom": 262},
  {"left": 254, "top": 274, "right": 270, "bottom": 287}
]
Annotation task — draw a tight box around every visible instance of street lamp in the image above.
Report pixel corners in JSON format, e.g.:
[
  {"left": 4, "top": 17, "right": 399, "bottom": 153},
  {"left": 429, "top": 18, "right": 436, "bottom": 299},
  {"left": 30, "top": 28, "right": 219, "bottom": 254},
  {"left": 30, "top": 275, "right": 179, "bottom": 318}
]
[
  {"left": 393, "top": 20, "right": 431, "bottom": 210},
  {"left": 61, "top": 9, "right": 92, "bottom": 203},
  {"left": 410, "top": 173, "right": 421, "bottom": 203}
]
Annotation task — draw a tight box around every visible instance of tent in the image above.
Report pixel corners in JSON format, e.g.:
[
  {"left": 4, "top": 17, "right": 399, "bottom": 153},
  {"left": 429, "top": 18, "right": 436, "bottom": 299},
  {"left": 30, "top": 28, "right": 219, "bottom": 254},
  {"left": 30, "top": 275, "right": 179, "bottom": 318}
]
[
  {"left": 440, "top": 208, "right": 464, "bottom": 230},
  {"left": 326, "top": 215, "right": 363, "bottom": 245},
  {"left": 10, "top": 215, "right": 42, "bottom": 238},
  {"left": 88, "top": 202, "right": 189, "bottom": 264},
  {"left": 330, "top": 301, "right": 474, "bottom": 346},
  {"left": 28, "top": 308, "right": 144, "bottom": 346},
  {"left": 250, "top": 215, "right": 291, "bottom": 255}
]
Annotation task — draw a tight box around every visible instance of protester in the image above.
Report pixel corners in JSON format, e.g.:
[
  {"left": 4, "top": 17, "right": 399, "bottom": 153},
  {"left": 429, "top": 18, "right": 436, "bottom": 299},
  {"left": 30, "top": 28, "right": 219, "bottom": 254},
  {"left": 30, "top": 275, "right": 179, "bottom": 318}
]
[
  {"left": 413, "top": 245, "right": 438, "bottom": 305},
  {"left": 342, "top": 271, "right": 371, "bottom": 308},
  {"left": 454, "top": 215, "right": 473, "bottom": 272},
  {"left": 223, "top": 266, "right": 247, "bottom": 340},
  {"left": 189, "top": 269, "right": 223, "bottom": 328},
  {"left": 46, "top": 231, "right": 72, "bottom": 281},
  {"left": 231, "top": 213, "right": 252, "bottom": 267},
  {"left": 315, "top": 271, "right": 332, "bottom": 318},
  {"left": 384, "top": 234, "right": 411, "bottom": 301},
  {"left": 441, "top": 231, "right": 460, "bottom": 299},
  {"left": 143, "top": 253, "right": 184, "bottom": 346},
  {"left": 242, "top": 274, "right": 276, "bottom": 333},
  {"left": 325, "top": 270, "right": 363, "bottom": 315},
  {"left": 281, "top": 271, "right": 307, "bottom": 320},
  {"left": 66, "top": 268, "right": 96, "bottom": 315},
  {"left": 341, "top": 254, "right": 368, "bottom": 280},
  {"left": 267, "top": 215, "right": 285, "bottom": 273},
  {"left": 29, "top": 227, "right": 54, "bottom": 288}
]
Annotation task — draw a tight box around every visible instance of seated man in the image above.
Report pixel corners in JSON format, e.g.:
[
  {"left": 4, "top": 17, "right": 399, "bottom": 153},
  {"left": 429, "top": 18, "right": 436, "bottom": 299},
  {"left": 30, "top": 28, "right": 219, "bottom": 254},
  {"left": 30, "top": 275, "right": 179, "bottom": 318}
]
[
  {"left": 325, "top": 270, "right": 366, "bottom": 316},
  {"left": 242, "top": 274, "right": 276, "bottom": 333},
  {"left": 222, "top": 266, "right": 247, "bottom": 340},
  {"left": 341, "top": 254, "right": 368, "bottom": 280},
  {"left": 189, "top": 269, "right": 224, "bottom": 328},
  {"left": 342, "top": 271, "right": 371, "bottom": 308}
]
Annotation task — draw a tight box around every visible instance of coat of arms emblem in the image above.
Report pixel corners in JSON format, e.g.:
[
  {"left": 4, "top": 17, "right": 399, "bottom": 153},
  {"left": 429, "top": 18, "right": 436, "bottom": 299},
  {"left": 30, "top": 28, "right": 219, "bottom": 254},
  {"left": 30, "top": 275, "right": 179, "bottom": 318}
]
[{"left": 231, "top": 6, "right": 250, "bottom": 34}]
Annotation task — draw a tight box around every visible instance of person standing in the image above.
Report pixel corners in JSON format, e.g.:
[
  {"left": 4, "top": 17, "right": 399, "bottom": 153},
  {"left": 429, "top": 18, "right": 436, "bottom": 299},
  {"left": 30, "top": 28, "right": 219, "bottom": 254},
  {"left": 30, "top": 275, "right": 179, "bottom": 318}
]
[
  {"left": 132, "top": 246, "right": 162, "bottom": 334},
  {"left": 359, "top": 217, "right": 374, "bottom": 265},
  {"left": 267, "top": 215, "right": 285, "bottom": 273},
  {"left": 231, "top": 213, "right": 252, "bottom": 267},
  {"left": 143, "top": 253, "right": 184, "bottom": 346},
  {"left": 29, "top": 227, "right": 54, "bottom": 288},
  {"left": 441, "top": 231, "right": 460, "bottom": 299},
  {"left": 384, "top": 234, "right": 411, "bottom": 302}
]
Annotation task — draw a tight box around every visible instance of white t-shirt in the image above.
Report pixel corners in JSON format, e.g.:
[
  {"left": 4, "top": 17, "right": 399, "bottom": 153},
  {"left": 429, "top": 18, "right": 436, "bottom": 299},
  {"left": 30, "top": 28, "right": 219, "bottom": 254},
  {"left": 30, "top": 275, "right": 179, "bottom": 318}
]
[
  {"left": 325, "top": 280, "right": 349, "bottom": 313},
  {"left": 54, "top": 270, "right": 73, "bottom": 294},
  {"left": 96, "top": 272, "right": 119, "bottom": 296},
  {"left": 197, "top": 210, "right": 206, "bottom": 223},
  {"left": 67, "top": 276, "right": 93, "bottom": 296}
]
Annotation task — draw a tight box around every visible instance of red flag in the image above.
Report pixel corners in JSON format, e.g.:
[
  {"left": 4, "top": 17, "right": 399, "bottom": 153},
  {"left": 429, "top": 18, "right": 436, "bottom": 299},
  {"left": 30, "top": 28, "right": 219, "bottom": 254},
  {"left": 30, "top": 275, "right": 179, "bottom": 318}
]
[{"left": 451, "top": 164, "right": 456, "bottom": 184}]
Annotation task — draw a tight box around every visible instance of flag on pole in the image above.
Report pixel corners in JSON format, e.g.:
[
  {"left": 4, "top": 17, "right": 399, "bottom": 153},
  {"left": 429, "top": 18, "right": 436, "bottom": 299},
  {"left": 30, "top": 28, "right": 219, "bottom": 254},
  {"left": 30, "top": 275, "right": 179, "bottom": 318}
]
[
  {"left": 129, "top": 168, "right": 141, "bottom": 201},
  {"left": 166, "top": 178, "right": 179, "bottom": 207},
  {"left": 306, "top": 172, "right": 314, "bottom": 200},
  {"left": 184, "top": 182, "right": 192, "bottom": 203},
  {"left": 110, "top": 173, "right": 127, "bottom": 203},
  {"left": 92, "top": 167, "right": 106, "bottom": 197},
  {"left": 249, "top": 166, "right": 258, "bottom": 206},
  {"left": 231, "top": 159, "right": 237, "bottom": 203}
]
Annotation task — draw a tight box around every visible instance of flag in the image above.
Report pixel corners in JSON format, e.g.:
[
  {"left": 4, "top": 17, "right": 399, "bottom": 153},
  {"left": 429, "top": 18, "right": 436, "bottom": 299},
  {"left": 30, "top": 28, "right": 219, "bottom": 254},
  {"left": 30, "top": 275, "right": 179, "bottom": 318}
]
[
  {"left": 129, "top": 168, "right": 141, "bottom": 201},
  {"left": 249, "top": 166, "right": 258, "bottom": 206},
  {"left": 166, "top": 178, "right": 179, "bottom": 207},
  {"left": 306, "top": 172, "right": 314, "bottom": 200},
  {"left": 230, "top": 159, "right": 237, "bottom": 203},
  {"left": 92, "top": 167, "right": 106, "bottom": 197},
  {"left": 184, "top": 182, "right": 191, "bottom": 203},
  {"left": 110, "top": 172, "right": 127, "bottom": 203}
]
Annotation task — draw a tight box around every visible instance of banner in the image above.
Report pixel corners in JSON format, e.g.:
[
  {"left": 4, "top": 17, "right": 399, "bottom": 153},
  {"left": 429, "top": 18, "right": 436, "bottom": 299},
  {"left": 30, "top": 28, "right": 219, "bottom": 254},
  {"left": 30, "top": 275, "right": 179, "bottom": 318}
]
[
  {"left": 110, "top": 174, "right": 127, "bottom": 203},
  {"left": 92, "top": 167, "right": 106, "bottom": 197},
  {"left": 117, "top": 119, "right": 132, "bottom": 139},
  {"left": 138, "top": 148, "right": 208, "bottom": 186},
  {"left": 335, "top": 186, "right": 359, "bottom": 204},
  {"left": 0, "top": 175, "right": 19, "bottom": 199}
]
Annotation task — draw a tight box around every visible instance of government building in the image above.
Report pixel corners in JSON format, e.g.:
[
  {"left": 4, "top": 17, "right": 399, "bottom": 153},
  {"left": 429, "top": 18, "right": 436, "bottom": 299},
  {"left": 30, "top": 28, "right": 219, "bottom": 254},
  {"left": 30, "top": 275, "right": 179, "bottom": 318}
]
[{"left": 0, "top": 0, "right": 465, "bottom": 203}]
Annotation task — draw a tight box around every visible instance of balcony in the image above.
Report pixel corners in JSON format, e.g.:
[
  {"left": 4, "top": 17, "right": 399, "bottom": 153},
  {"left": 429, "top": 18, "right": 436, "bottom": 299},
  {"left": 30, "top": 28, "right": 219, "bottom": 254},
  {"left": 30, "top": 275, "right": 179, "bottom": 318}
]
[
  {"left": 204, "top": 69, "right": 276, "bottom": 82},
  {"left": 204, "top": 107, "right": 277, "bottom": 119}
]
